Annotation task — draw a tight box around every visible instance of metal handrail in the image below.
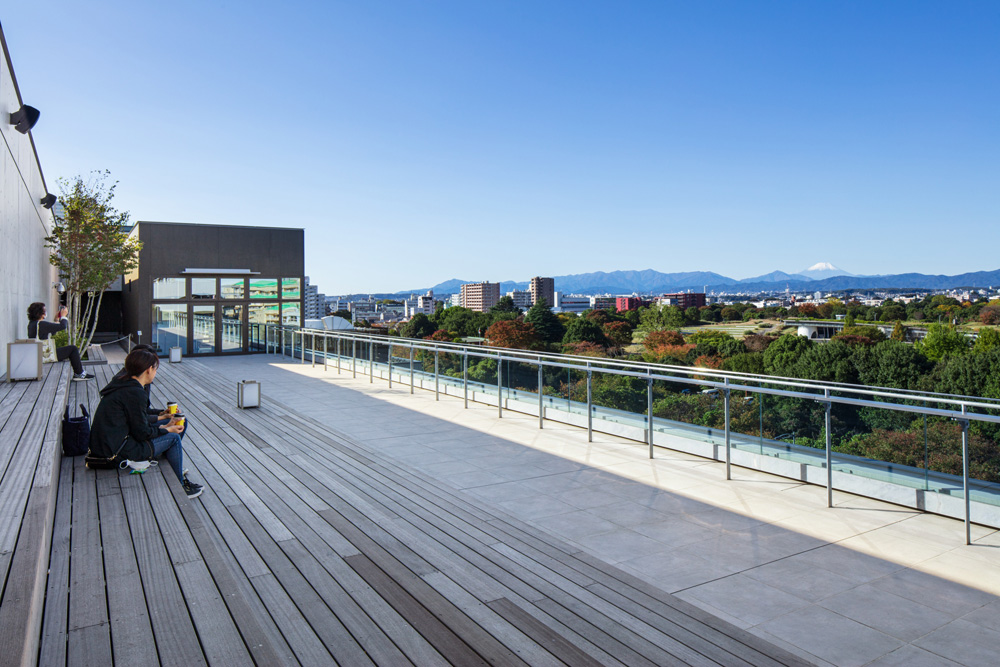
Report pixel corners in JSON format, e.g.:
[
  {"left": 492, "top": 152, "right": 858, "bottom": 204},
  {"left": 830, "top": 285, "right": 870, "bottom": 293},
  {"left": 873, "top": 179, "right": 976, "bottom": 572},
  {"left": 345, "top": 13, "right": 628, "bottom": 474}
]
[{"left": 263, "top": 323, "right": 1000, "bottom": 544}]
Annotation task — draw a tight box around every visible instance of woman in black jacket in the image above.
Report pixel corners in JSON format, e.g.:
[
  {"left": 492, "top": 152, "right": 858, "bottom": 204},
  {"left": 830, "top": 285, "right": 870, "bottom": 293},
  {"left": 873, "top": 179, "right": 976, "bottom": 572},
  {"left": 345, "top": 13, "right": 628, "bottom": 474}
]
[
  {"left": 26, "top": 302, "right": 93, "bottom": 381},
  {"left": 90, "top": 347, "right": 205, "bottom": 498}
]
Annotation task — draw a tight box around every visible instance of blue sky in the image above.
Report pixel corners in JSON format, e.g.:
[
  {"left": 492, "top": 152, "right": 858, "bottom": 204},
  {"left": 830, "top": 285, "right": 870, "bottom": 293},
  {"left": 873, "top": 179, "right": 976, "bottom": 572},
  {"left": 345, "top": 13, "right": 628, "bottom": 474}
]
[{"left": 4, "top": 1, "right": 998, "bottom": 294}]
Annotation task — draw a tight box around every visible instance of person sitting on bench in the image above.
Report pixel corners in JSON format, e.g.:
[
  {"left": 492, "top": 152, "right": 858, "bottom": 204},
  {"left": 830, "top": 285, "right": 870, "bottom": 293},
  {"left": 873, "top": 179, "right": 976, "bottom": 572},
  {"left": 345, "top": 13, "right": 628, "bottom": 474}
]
[
  {"left": 111, "top": 344, "right": 191, "bottom": 441},
  {"left": 26, "top": 302, "right": 93, "bottom": 381},
  {"left": 90, "top": 347, "right": 204, "bottom": 499}
]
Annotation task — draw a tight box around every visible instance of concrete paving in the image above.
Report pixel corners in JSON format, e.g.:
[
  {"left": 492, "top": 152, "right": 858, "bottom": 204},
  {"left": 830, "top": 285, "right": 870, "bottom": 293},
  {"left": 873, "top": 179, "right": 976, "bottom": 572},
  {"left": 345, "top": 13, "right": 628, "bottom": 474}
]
[{"left": 192, "top": 354, "right": 1000, "bottom": 667}]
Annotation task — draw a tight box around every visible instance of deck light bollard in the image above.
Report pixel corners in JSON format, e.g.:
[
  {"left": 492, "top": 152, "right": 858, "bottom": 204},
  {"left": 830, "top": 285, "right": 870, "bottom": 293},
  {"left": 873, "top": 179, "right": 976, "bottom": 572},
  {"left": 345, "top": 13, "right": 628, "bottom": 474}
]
[{"left": 237, "top": 380, "right": 261, "bottom": 409}]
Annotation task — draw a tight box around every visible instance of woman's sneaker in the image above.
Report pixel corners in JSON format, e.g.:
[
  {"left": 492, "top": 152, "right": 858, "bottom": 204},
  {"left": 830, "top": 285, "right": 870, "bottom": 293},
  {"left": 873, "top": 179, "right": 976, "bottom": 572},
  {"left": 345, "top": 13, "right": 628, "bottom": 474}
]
[
  {"left": 72, "top": 372, "right": 94, "bottom": 382},
  {"left": 183, "top": 480, "right": 204, "bottom": 499}
]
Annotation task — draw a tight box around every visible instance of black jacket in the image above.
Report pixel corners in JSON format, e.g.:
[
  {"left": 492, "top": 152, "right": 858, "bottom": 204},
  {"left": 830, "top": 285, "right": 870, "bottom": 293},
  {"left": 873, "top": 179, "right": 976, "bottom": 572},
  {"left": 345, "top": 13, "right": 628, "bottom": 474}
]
[
  {"left": 28, "top": 317, "right": 68, "bottom": 341},
  {"left": 90, "top": 376, "right": 165, "bottom": 461}
]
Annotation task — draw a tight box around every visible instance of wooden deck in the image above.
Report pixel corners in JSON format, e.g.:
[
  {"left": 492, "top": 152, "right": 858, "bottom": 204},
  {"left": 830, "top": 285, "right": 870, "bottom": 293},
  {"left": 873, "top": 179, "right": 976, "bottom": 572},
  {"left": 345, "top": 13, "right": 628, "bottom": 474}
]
[{"left": 31, "top": 359, "right": 811, "bottom": 666}]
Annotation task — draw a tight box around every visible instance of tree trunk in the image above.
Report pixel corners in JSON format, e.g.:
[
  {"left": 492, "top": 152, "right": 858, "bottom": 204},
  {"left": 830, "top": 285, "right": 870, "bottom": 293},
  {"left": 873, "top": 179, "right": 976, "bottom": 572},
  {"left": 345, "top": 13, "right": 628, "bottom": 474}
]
[{"left": 81, "top": 290, "right": 106, "bottom": 355}]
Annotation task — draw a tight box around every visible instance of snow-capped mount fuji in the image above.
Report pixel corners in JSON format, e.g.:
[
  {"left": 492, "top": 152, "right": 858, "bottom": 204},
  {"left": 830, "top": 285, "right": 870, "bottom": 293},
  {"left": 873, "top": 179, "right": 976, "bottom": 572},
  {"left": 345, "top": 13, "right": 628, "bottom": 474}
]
[{"left": 798, "top": 262, "right": 854, "bottom": 280}]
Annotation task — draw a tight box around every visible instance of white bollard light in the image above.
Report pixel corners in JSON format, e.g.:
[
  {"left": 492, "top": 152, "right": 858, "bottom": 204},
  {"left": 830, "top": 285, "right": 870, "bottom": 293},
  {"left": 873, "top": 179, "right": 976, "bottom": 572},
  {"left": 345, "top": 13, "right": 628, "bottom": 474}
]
[
  {"left": 237, "top": 380, "right": 261, "bottom": 408},
  {"left": 7, "top": 341, "right": 42, "bottom": 382},
  {"left": 169, "top": 346, "right": 182, "bottom": 363}
]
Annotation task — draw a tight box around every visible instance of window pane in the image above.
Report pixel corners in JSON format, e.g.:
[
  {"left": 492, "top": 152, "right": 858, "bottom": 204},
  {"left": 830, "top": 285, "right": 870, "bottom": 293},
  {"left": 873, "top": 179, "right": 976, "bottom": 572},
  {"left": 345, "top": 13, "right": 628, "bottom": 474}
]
[
  {"left": 222, "top": 304, "right": 243, "bottom": 352},
  {"left": 152, "top": 304, "right": 187, "bottom": 354},
  {"left": 249, "top": 279, "right": 278, "bottom": 299},
  {"left": 153, "top": 278, "right": 186, "bottom": 299},
  {"left": 220, "top": 278, "right": 246, "bottom": 299},
  {"left": 282, "top": 278, "right": 300, "bottom": 299},
  {"left": 282, "top": 302, "right": 300, "bottom": 326},
  {"left": 192, "top": 305, "right": 215, "bottom": 354},
  {"left": 191, "top": 278, "right": 216, "bottom": 299},
  {"left": 248, "top": 302, "right": 280, "bottom": 325}
]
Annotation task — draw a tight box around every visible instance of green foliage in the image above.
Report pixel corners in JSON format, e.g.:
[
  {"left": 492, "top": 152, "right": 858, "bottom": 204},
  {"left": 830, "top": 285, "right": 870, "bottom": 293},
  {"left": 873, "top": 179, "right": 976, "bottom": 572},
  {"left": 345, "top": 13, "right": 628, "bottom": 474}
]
[
  {"left": 974, "top": 328, "right": 1000, "bottom": 354},
  {"left": 833, "top": 325, "right": 886, "bottom": 346},
  {"left": 762, "top": 334, "right": 812, "bottom": 375},
  {"left": 524, "top": 299, "right": 565, "bottom": 345},
  {"left": 789, "top": 341, "right": 858, "bottom": 384},
  {"left": 891, "top": 320, "right": 907, "bottom": 342},
  {"left": 562, "top": 318, "right": 607, "bottom": 346},
  {"left": 44, "top": 171, "right": 139, "bottom": 351},
  {"left": 723, "top": 352, "right": 764, "bottom": 374},
  {"left": 400, "top": 313, "right": 435, "bottom": 339},
  {"left": 854, "top": 340, "right": 931, "bottom": 390},
  {"left": 489, "top": 295, "right": 522, "bottom": 315},
  {"left": 52, "top": 329, "right": 69, "bottom": 349},
  {"left": 916, "top": 323, "right": 970, "bottom": 361},
  {"left": 688, "top": 330, "right": 743, "bottom": 358},
  {"left": 591, "top": 374, "right": 647, "bottom": 413}
]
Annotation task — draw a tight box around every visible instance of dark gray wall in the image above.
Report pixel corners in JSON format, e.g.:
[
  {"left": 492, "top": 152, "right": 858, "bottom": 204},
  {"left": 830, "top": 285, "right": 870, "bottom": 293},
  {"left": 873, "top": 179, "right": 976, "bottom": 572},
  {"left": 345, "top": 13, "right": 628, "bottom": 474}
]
[{"left": 122, "top": 222, "right": 304, "bottom": 346}]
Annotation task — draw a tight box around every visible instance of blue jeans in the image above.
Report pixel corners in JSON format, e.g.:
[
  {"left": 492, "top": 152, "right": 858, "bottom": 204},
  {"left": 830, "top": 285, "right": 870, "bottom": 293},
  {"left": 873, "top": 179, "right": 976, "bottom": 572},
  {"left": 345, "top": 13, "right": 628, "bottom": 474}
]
[
  {"left": 155, "top": 417, "right": 189, "bottom": 442},
  {"left": 151, "top": 432, "right": 184, "bottom": 482}
]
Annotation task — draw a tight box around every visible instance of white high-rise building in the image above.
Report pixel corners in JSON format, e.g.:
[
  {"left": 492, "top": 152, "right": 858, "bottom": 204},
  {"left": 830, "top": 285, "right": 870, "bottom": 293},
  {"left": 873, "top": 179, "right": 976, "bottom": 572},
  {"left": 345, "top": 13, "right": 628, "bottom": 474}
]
[{"left": 303, "top": 277, "right": 326, "bottom": 320}]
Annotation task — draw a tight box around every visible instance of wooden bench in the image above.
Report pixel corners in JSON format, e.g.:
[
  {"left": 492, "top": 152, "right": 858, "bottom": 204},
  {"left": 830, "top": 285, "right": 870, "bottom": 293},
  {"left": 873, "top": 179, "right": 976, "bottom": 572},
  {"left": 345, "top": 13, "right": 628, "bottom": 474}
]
[
  {"left": 0, "top": 361, "right": 73, "bottom": 665},
  {"left": 83, "top": 344, "right": 108, "bottom": 366}
]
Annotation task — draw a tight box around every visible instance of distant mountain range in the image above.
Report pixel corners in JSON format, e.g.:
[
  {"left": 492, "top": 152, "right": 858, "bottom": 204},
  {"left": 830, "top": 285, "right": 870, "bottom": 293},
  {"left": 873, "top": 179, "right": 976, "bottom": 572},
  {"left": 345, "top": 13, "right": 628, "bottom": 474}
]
[{"left": 398, "top": 264, "right": 1000, "bottom": 297}]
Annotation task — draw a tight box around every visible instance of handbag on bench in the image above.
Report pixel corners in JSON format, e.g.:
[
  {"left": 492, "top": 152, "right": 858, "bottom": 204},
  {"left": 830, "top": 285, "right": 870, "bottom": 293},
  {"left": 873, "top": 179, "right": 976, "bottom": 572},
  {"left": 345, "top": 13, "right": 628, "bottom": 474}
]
[{"left": 62, "top": 404, "right": 90, "bottom": 456}]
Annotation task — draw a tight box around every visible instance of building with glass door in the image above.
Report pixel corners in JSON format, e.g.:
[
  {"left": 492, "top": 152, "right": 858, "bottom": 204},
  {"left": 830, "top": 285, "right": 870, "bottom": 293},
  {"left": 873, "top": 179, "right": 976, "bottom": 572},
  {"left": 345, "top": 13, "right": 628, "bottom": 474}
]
[{"left": 122, "top": 222, "right": 304, "bottom": 356}]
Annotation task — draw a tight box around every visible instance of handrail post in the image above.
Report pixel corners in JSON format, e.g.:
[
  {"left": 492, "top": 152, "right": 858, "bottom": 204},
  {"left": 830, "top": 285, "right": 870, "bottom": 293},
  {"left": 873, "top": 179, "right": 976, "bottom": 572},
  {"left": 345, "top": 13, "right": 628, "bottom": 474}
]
[
  {"left": 312, "top": 332, "right": 316, "bottom": 367},
  {"left": 962, "top": 405, "right": 971, "bottom": 545},
  {"left": 497, "top": 355, "right": 503, "bottom": 418},
  {"left": 538, "top": 361, "right": 544, "bottom": 429},
  {"left": 724, "top": 379, "right": 731, "bottom": 480},
  {"left": 586, "top": 364, "right": 593, "bottom": 443},
  {"left": 369, "top": 341, "right": 373, "bottom": 382},
  {"left": 352, "top": 339, "right": 356, "bottom": 378},
  {"left": 323, "top": 334, "right": 327, "bottom": 371},
  {"left": 264, "top": 325, "right": 268, "bottom": 354},
  {"left": 336, "top": 336, "right": 341, "bottom": 374},
  {"left": 434, "top": 346, "right": 439, "bottom": 401},
  {"left": 388, "top": 342, "right": 393, "bottom": 388},
  {"left": 647, "top": 373, "right": 654, "bottom": 459},
  {"left": 410, "top": 344, "right": 415, "bottom": 394},
  {"left": 463, "top": 351, "right": 468, "bottom": 409},
  {"left": 280, "top": 329, "right": 285, "bottom": 358},
  {"left": 825, "top": 388, "right": 833, "bottom": 508}
]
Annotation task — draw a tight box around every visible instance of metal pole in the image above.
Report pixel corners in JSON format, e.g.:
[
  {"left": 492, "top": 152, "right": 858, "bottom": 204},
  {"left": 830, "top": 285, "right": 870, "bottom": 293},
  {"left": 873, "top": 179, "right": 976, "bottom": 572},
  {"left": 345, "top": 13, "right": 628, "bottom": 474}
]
[
  {"left": 825, "top": 388, "right": 833, "bottom": 508},
  {"left": 410, "top": 344, "right": 414, "bottom": 394},
  {"left": 962, "top": 405, "right": 971, "bottom": 545},
  {"left": 463, "top": 351, "right": 468, "bottom": 409},
  {"left": 280, "top": 329, "right": 285, "bottom": 358},
  {"left": 301, "top": 332, "right": 305, "bottom": 363},
  {"left": 312, "top": 333, "right": 316, "bottom": 367},
  {"left": 538, "top": 362, "right": 544, "bottom": 429},
  {"left": 264, "top": 326, "right": 268, "bottom": 354},
  {"left": 368, "top": 341, "right": 373, "bottom": 382},
  {"left": 586, "top": 365, "right": 593, "bottom": 443},
  {"left": 434, "top": 346, "right": 439, "bottom": 401},
  {"left": 352, "top": 339, "right": 356, "bottom": 378},
  {"left": 647, "top": 374, "right": 654, "bottom": 459},
  {"left": 388, "top": 342, "right": 393, "bottom": 388},
  {"left": 497, "top": 356, "right": 503, "bottom": 418},
  {"left": 724, "top": 380, "right": 731, "bottom": 480},
  {"left": 336, "top": 337, "right": 341, "bottom": 374},
  {"left": 323, "top": 335, "right": 327, "bottom": 371}
]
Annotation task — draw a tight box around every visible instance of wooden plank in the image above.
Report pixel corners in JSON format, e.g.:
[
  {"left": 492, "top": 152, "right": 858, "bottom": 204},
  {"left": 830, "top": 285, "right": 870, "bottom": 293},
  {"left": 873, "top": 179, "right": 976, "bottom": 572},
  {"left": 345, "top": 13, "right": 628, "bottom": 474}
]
[
  {"left": 39, "top": 456, "right": 75, "bottom": 667},
  {"left": 344, "top": 552, "right": 490, "bottom": 667},
  {"left": 66, "top": 455, "right": 111, "bottom": 663},
  {"left": 97, "top": 476, "right": 159, "bottom": 666},
  {"left": 118, "top": 472, "right": 208, "bottom": 666},
  {"left": 249, "top": 572, "right": 336, "bottom": 667},
  {"left": 487, "top": 597, "right": 606, "bottom": 667},
  {"left": 227, "top": 504, "right": 360, "bottom": 666}
]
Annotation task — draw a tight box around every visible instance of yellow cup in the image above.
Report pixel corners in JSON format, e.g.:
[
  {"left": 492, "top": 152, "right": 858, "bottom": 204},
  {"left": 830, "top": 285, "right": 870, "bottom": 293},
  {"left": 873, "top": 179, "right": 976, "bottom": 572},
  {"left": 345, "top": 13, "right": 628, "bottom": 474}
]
[
  {"left": 167, "top": 402, "right": 178, "bottom": 414},
  {"left": 175, "top": 414, "right": 185, "bottom": 427}
]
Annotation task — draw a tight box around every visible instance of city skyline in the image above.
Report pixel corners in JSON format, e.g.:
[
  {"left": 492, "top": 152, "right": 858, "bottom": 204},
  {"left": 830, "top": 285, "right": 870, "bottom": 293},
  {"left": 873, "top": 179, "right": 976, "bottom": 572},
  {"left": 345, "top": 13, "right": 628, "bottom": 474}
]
[{"left": 3, "top": 1, "right": 998, "bottom": 294}]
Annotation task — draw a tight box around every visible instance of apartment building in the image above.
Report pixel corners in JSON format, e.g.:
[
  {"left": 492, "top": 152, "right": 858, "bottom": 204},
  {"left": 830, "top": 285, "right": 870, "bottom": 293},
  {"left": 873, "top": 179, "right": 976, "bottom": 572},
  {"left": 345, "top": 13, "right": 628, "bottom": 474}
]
[
  {"left": 506, "top": 289, "right": 532, "bottom": 310},
  {"left": 460, "top": 282, "right": 500, "bottom": 312},
  {"left": 530, "top": 276, "right": 555, "bottom": 307},
  {"left": 656, "top": 292, "right": 707, "bottom": 309}
]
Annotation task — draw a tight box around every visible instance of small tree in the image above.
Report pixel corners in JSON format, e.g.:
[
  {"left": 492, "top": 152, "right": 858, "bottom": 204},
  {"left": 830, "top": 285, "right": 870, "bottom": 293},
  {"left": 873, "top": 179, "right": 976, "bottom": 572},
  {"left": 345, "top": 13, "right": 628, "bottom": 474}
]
[{"left": 45, "top": 171, "right": 140, "bottom": 352}]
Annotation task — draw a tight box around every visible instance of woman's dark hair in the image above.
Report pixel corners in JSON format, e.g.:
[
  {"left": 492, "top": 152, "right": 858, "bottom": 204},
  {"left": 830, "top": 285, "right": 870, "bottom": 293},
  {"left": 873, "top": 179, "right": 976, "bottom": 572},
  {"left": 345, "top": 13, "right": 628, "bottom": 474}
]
[
  {"left": 114, "top": 345, "right": 158, "bottom": 380},
  {"left": 27, "top": 302, "right": 46, "bottom": 321},
  {"left": 125, "top": 348, "right": 160, "bottom": 378}
]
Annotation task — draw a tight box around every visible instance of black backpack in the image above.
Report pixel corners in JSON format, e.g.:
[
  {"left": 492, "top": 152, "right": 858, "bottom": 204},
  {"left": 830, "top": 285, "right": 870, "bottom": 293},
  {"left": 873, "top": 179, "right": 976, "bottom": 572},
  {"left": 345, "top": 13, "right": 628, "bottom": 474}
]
[{"left": 62, "top": 404, "right": 91, "bottom": 457}]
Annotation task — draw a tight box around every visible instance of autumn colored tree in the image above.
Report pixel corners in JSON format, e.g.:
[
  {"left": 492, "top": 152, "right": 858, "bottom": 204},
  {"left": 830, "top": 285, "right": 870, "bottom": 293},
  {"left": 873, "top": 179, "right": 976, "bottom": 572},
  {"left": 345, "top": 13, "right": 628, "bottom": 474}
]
[
  {"left": 485, "top": 319, "right": 539, "bottom": 350},
  {"left": 602, "top": 321, "right": 633, "bottom": 348},
  {"left": 563, "top": 341, "right": 606, "bottom": 357},
  {"left": 426, "top": 329, "right": 454, "bottom": 342},
  {"left": 643, "top": 329, "right": 685, "bottom": 352}
]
